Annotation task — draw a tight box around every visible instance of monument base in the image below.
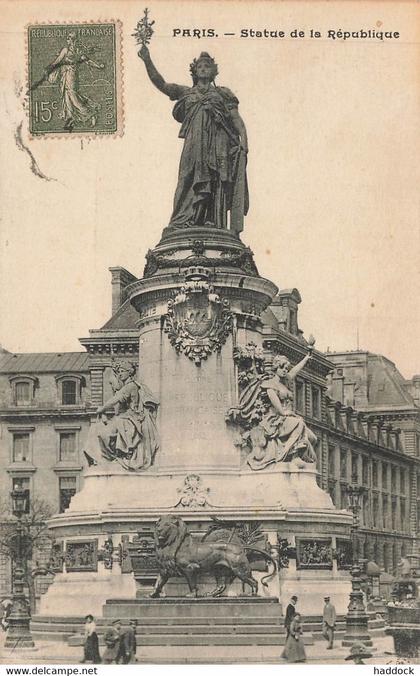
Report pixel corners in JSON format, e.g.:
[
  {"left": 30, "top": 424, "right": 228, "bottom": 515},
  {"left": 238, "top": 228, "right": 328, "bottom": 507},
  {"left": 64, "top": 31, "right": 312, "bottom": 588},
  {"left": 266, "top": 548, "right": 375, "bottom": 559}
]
[
  {"left": 39, "top": 463, "right": 353, "bottom": 619},
  {"left": 39, "top": 571, "right": 136, "bottom": 617}
]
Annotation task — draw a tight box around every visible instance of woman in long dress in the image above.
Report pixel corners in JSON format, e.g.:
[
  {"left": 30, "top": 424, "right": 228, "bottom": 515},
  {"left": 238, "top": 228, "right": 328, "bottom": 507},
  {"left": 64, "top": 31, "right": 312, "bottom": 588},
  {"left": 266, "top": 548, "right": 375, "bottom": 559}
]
[
  {"left": 138, "top": 46, "right": 248, "bottom": 232},
  {"left": 45, "top": 31, "right": 104, "bottom": 131},
  {"left": 81, "top": 615, "right": 101, "bottom": 664},
  {"left": 282, "top": 613, "right": 306, "bottom": 663}
]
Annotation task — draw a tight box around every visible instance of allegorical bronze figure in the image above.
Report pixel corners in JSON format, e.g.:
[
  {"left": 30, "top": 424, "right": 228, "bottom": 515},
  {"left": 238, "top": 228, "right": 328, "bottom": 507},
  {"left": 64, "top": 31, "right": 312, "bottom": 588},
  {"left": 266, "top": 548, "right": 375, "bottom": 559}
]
[{"left": 138, "top": 46, "right": 248, "bottom": 233}]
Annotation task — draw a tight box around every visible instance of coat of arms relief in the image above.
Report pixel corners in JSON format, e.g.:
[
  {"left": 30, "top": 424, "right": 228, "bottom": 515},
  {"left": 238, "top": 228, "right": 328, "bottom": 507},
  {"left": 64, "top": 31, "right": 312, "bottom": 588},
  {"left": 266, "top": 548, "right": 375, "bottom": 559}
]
[{"left": 164, "top": 267, "right": 233, "bottom": 365}]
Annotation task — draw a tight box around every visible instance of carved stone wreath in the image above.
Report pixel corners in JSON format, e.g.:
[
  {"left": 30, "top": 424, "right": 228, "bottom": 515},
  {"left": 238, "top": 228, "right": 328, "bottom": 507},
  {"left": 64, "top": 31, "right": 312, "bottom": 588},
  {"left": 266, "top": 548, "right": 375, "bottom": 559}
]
[
  {"left": 175, "top": 474, "right": 212, "bottom": 508},
  {"left": 164, "top": 267, "right": 233, "bottom": 365}
]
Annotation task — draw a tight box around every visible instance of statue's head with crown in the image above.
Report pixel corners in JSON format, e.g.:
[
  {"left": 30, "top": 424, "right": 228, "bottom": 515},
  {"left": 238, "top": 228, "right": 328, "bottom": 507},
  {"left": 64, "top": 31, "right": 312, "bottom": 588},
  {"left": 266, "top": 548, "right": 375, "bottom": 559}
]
[{"left": 189, "top": 52, "right": 218, "bottom": 85}]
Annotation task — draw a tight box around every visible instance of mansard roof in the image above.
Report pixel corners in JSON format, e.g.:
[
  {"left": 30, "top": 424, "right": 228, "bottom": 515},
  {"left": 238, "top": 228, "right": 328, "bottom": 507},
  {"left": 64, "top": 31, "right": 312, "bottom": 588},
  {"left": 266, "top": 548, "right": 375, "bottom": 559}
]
[
  {"left": 327, "top": 350, "right": 418, "bottom": 411},
  {"left": 100, "top": 299, "right": 140, "bottom": 330},
  {"left": 367, "top": 354, "right": 415, "bottom": 409},
  {"left": 0, "top": 351, "right": 89, "bottom": 374}
]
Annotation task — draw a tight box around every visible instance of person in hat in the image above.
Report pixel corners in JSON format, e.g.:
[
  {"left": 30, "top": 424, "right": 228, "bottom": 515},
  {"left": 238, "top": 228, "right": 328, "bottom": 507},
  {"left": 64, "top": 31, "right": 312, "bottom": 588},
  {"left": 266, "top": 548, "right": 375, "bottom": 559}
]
[
  {"left": 284, "top": 595, "right": 298, "bottom": 638},
  {"left": 81, "top": 614, "right": 101, "bottom": 664},
  {"left": 282, "top": 612, "right": 306, "bottom": 663},
  {"left": 1, "top": 599, "right": 12, "bottom": 632},
  {"left": 117, "top": 619, "right": 137, "bottom": 664},
  {"left": 322, "top": 596, "right": 336, "bottom": 649},
  {"left": 103, "top": 619, "right": 121, "bottom": 664}
]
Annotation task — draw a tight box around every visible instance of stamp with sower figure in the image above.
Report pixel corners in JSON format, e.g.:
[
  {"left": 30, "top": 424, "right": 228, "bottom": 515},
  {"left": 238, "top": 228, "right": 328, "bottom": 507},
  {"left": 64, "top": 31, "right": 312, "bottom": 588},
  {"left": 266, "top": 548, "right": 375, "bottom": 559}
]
[{"left": 27, "top": 22, "right": 122, "bottom": 137}]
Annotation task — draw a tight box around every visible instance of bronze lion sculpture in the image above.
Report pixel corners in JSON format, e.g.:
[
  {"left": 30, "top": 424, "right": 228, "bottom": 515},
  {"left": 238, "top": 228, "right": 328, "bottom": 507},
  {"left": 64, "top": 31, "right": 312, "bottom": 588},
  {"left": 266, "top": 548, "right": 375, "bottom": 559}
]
[{"left": 151, "top": 515, "right": 276, "bottom": 598}]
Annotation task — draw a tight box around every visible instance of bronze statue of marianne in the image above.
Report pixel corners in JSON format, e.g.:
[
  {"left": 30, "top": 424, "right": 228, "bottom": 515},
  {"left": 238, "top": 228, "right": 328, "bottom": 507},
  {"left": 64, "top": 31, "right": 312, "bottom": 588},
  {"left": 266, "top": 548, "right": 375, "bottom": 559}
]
[{"left": 138, "top": 46, "right": 249, "bottom": 233}]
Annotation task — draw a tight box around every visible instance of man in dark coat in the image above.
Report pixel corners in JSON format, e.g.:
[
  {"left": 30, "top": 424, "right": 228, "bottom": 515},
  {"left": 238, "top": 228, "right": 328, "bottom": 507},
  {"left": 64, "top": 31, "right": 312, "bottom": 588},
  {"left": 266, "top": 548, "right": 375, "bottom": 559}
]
[
  {"left": 284, "top": 595, "right": 297, "bottom": 637},
  {"left": 117, "top": 620, "right": 137, "bottom": 664},
  {"left": 103, "top": 620, "right": 121, "bottom": 664}
]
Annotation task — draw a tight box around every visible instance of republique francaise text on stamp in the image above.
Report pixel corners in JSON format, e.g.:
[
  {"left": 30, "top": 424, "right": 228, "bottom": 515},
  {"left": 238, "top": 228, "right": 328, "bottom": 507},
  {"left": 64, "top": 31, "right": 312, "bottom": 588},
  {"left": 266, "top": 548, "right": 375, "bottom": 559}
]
[{"left": 27, "top": 22, "right": 123, "bottom": 137}]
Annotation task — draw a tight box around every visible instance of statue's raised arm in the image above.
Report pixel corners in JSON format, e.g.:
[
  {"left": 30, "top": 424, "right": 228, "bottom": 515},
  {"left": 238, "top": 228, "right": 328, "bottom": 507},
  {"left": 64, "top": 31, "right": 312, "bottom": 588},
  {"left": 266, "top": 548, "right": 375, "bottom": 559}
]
[
  {"left": 137, "top": 45, "right": 249, "bottom": 233},
  {"left": 138, "top": 45, "right": 183, "bottom": 99}
]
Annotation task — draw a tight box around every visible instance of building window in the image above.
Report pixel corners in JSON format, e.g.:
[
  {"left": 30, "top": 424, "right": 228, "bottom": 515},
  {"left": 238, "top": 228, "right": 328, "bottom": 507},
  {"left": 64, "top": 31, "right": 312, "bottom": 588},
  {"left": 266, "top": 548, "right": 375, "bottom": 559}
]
[
  {"left": 311, "top": 386, "right": 321, "bottom": 419},
  {"left": 363, "top": 495, "right": 370, "bottom": 527},
  {"left": 362, "top": 457, "right": 369, "bottom": 486},
  {"left": 295, "top": 380, "right": 305, "bottom": 414},
  {"left": 400, "top": 470, "right": 405, "bottom": 495},
  {"left": 351, "top": 453, "right": 358, "bottom": 484},
  {"left": 382, "top": 464, "right": 388, "bottom": 491},
  {"left": 340, "top": 449, "right": 347, "bottom": 479},
  {"left": 391, "top": 498, "right": 397, "bottom": 530},
  {"left": 373, "top": 494, "right": 379, "bottom": 528},
  {"left": 62, "top": 380, "right": 77, "bottom": 405},
  {"left": 9, "top": 376, "right": 38, "bottom": 406},
  {"left": 59, "top": 476, "right": 77, "bottom": 513},
  {"left": 12, "top": 477, "right": 30, "bottom": 513},
  {"left": 340, "top": 485, "right": 348, "bottom": 509},
  {"left": 328, "top": 446, "right": 335, "bottom": 478},
  {"left": 383, "top": 495, "right": 388, "bottom": 529},
  {"left": 400, "top": 499, "right": 406, "bottom": 532},
  {"left": 55, "top": 374, "right": 84, "bottom": 406},
  {"left": 372, "top": 461, "right": 378, "bottom": 488},
  {"left": 59, "top": 432, "right": 77, "bottom": 462},
  {"left": 12, "top": 433, "right": 30, "bottom": 463},
  {"left": 15, "top": 382, "right": 31, "bottom": 405},
  {"left": 391, "top": 467, "right": 397, "bottom": 493}
]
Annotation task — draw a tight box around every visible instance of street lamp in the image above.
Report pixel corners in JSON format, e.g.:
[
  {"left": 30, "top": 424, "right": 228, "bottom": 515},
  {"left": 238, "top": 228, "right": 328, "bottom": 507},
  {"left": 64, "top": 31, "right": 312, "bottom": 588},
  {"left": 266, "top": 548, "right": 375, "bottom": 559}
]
[
  {"left": 4, "top": 488, "right": 35, "bottom": 649},
  {"left": 341, "top": 483, "right": 372, "bottom": 647}
]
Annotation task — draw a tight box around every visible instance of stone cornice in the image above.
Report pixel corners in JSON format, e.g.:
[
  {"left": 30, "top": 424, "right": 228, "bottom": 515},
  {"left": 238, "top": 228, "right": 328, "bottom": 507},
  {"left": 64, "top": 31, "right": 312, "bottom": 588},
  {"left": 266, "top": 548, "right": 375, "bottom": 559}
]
[
  {"left": 311, "top": 419, "right": 418, "bottom": 465},
  {"left": 367, "top": 411, "right": 420, "bottom": 423},
  {"left": 0, "top": 408, "right": 94, "bottom": 420},
  {"left": 79, "top": 333, "right": 139, "bottom": 355},
  {"left": 262, "top": 335, "right": 333, "bottom": 378}
]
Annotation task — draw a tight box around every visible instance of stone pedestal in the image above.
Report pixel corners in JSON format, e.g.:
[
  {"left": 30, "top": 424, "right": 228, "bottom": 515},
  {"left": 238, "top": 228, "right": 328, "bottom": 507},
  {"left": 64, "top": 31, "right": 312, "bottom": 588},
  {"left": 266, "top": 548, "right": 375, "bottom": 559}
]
[
  {"left": 39, "top": 570, "right": 136, "bottom": 617},
  {"left": 39, "top": 226, "right": 354, "bottom": 632}
]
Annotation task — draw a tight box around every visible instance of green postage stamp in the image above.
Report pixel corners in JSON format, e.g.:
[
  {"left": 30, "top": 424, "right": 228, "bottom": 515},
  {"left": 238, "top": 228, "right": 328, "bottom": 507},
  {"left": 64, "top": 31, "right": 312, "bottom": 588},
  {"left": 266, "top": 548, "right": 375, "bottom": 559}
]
[{"left": 27, "top": 22, "right": 123, "bottom": 137}]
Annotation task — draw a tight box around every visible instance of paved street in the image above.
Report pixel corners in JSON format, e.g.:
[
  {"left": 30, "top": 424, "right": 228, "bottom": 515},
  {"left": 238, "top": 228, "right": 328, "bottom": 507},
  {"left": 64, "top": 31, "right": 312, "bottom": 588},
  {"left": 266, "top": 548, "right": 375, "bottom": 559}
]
[{"left": 1, "top": 632, "right": 418, "bottom": 665}]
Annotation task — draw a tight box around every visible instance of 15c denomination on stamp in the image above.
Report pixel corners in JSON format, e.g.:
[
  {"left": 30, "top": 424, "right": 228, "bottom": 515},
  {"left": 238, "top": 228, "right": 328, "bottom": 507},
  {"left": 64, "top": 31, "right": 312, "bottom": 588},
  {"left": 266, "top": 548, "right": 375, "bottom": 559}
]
[{"left": 27, "top": 21, "right": 123, "bottom": 137}]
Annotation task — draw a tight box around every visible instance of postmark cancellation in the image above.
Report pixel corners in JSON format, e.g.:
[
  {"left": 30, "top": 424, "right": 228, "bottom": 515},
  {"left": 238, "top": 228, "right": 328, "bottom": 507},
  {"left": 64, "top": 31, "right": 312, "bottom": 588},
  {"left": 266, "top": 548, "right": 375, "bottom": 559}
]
[{"left": 27, "top": 21, "right": 123, "bottom": 137}]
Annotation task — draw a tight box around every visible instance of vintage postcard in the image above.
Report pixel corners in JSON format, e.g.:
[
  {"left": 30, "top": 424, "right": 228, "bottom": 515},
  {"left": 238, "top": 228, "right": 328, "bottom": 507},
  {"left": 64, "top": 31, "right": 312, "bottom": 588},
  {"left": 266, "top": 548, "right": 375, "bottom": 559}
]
[{"left": 0, "top": 0, "right": 419, "bottom": 670}]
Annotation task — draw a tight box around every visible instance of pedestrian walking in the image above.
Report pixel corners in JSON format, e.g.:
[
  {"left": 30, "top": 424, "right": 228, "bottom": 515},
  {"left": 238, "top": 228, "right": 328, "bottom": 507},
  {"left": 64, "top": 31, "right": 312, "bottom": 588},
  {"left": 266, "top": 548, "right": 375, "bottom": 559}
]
[
  {"left": 103, "top": 619, "right": 121, "bottom": 664},
  {"left": 81, "top": 614, "right": 101, "bottom": 664},
  {"left": 322, "top": 596, "right": 336, "bottom": 649},
  {"left": 284, "top": 595, "right": 297, "bottom": 637},
  {"left": 1, "top": 599, "right": 12, "bottom": 632},
  {"left": 282, "top": 613, "right": 306, "bottom": 663},
  {"left": 117, "top": 619, "right": 137, "bottom": 664}
]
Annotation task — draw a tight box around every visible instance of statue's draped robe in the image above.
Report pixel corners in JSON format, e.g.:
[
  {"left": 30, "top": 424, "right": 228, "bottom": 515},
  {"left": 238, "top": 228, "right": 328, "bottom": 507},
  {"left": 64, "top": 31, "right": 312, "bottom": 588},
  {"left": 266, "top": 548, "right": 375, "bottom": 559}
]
[
  {"left": 164, "top": 83, "right": 249, "bottom": 232},
  {"left": 97, "top": 380, "right": 159, "bottom": 471},
  {"left": 229, "top": 374, "right": 317, "bottom": 470}
]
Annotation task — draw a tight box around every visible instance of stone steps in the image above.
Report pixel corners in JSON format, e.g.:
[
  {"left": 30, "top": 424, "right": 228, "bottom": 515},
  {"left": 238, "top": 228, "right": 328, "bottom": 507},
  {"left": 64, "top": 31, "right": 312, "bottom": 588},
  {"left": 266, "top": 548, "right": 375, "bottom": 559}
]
[
  {"left": 31, "top": 616, "right": 284, "bottom": 628},
  {"left": 103, "top": 597, "right": 282, "bottom": 619},
  {"left": 31, "top": 598, "right": 385, "bottom": 648},
  {"left": 31, "top": 622, "right": 285, "bottom": 636}
]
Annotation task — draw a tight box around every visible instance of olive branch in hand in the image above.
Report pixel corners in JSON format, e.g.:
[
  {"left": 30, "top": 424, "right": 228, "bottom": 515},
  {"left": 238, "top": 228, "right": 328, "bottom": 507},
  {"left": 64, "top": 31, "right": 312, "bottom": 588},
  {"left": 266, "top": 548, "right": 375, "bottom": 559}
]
[{"left": 132, "top": 7, "right": 155, "bottom": 46}]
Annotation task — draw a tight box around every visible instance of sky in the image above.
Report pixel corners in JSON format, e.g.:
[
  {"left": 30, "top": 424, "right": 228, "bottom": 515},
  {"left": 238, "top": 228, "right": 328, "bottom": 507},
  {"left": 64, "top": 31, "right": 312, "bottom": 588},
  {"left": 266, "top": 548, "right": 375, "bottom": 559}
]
[{"left": 1, "top": 0, "right": 419, "bottom": 377}]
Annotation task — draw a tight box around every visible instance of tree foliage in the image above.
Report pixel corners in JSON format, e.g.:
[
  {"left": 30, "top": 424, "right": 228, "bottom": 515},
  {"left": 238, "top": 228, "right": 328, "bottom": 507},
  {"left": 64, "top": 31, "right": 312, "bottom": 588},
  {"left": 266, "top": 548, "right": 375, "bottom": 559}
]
[
  {"left": 0, "top": 498, "right": 54, "bottom": 562},
  {"left": 0, "top": 498, "right": 55, "bottom": 611}
]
